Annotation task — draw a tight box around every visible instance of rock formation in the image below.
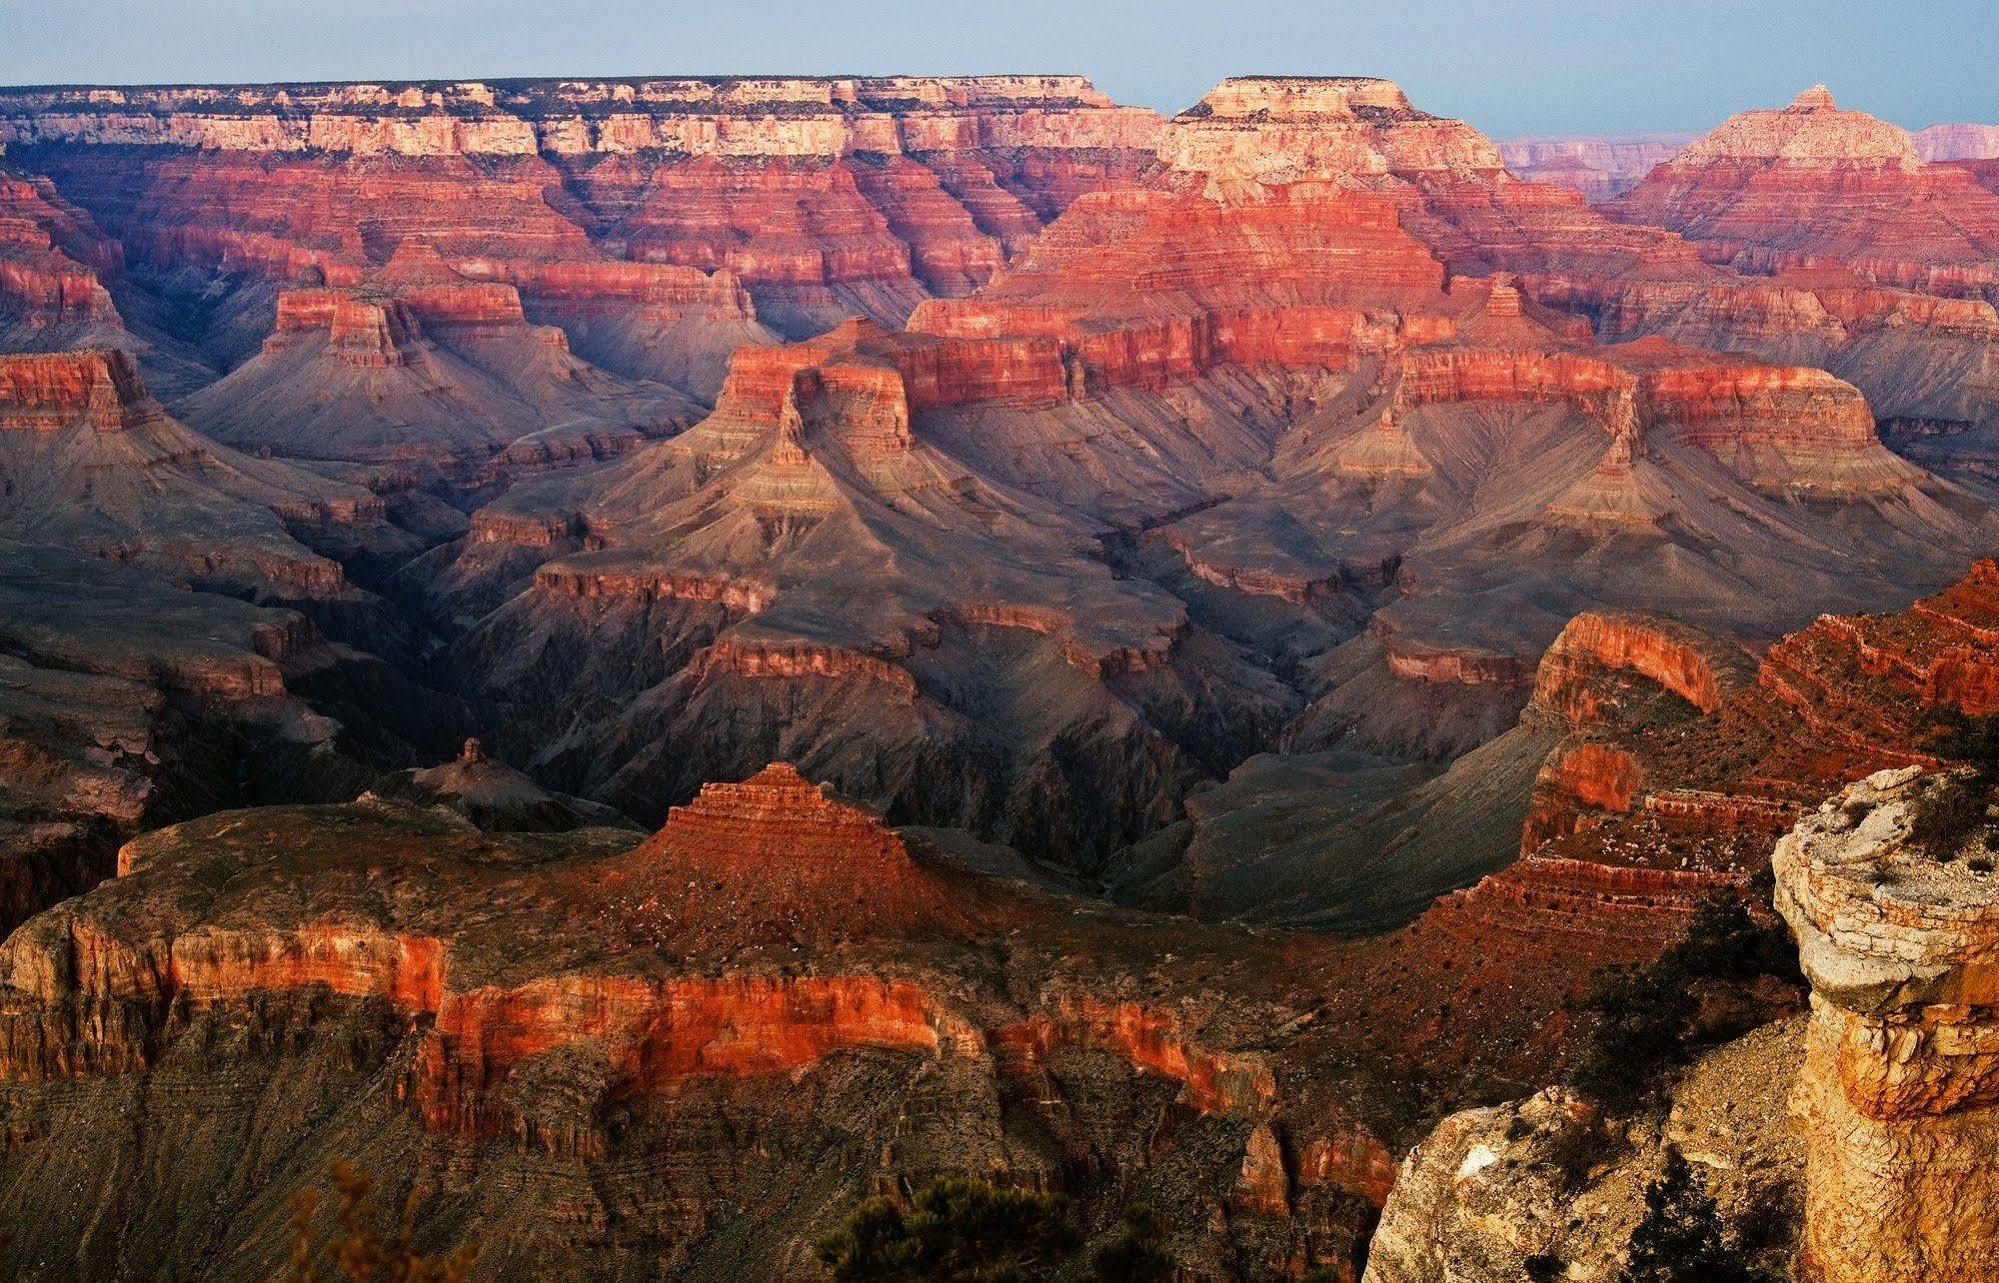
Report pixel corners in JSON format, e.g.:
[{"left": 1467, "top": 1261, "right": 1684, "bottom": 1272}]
[
  {"left": 1604, "top": 87, "right": 1999, "bottom": 301},
  {"left": 0, "top": 765, "right": 1405, "bottom": 1280},
  {"left": 0, "top": 347, "right": 417, "bottom": 613},
  {"left": 173, "top": 241, "right": 702, "bottom": 484},
  {"left": 1776, "top": 768, "right": 1999, "bottom": 1283},
  {"left": 0, "top": 76, "right": 1160, "bottom": 373},
  {"left": 1913, "top": 122, "right": 1999, "bottom": 162},
  {"left": 0, "top": 541, "right": 410, "bottom": 935},
  {"left": 1362, "top": 1021, "right": 1805, "bottom": 1282},
  {"left": 425, "top": 319, "right": 1295, "bottom": 863}
]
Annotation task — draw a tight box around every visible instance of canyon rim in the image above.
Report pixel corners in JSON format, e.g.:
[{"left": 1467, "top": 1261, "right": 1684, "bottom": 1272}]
[{"left": 3, "top": 4, "right": 1999, "bottom": 1280}]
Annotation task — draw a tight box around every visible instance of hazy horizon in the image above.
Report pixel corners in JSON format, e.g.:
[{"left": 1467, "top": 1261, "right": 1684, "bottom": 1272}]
[{"left": 4, "top": 0, "right": 1992, "bottom": 138}]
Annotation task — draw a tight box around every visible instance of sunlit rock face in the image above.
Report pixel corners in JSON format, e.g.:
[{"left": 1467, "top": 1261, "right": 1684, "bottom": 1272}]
[
  {"left": 1604, "top": 87, "right": 1999, "bottom": 301},
  {"left": 1776, "top": 768, "right": 1999, "bottom": 1283},
  {"left": 0, "top": 76, "right": 1163, "bottom": 360},
  {"left": 1914, "top": 122, "right": 1999, "bottom": 162},
  {"left": 0, "top": 765, "right": 1410, "bottom": 1280}
]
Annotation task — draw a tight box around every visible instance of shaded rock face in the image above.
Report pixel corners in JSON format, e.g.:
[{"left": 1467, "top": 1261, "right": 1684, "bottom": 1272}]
[
  {"left": 1775, "top": 768, "right": 1999, "bottom": 1283},
  {"left": 0, "top": 347, "right": 423, "bottom": 616},
  {"left": 0, "top": 779, "right": 1407, "bottom": 1281},
  {"left": 428, "top": 319, "right": 1298, "bottom": 865},
  {"left": 172, "top": 241, "right": 704, "bottom": 484},
  {"left": 1281, "top": 559, "right": 1999, "bottom": 1092},
  {"left": 364, "top": 737, "right": 634, "bottom": 834},
  {"left": 0, "top": 543, "right": 410, "bottom": 936}
]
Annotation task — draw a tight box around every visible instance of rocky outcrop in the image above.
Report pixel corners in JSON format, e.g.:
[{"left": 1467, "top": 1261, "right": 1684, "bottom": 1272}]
[
  {"left": 431, "top": 321, "right": 1295, "bottom": 865},
  {"left": 0, "top": 348, "right": 419, "bottom": 608},
  {"left": 363, "top": 737, "right": 634, "bottom": 834},
  {"left": 1775, "top": 768, "right": 1999, "bottom": 1283},
  {"left": 0, "top": 784, "right": 1406, "bottom": 1280},
  {"left": 1362, "top": 1020, "right": 1805, "bottom": 1282},
  {"left": 0, "top": 162, "right": 120, "bottom": 331},
  {"left": 0, "top": 77, "right": 1161, "bottom": 353},
  {"left": 590, "top": 763, "right": 968, "bottom": 946}
]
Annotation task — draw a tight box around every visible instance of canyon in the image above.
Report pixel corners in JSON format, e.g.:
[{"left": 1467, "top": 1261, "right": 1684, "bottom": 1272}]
[{"left": 1, "top": 66, "right": 1998, "bottom": 1281}]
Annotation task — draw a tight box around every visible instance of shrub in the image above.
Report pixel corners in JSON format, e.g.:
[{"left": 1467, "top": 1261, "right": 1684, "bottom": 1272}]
[
  {"left": 289, "top": 1162, "right": 477, "bottom": 1283},
  {"left": 818, "top": 1177, "right": 1081, "bottom": 1282},
  {"left": 1089, "top": 1204, "right": 1174, "bottom": 1283},
  {"left": 1623, "top": 1148, "right": 1765, "bottom": 1283},
  {"left": 1566, "top": 961, "right": 1697, "bottom": 1112},
  {"left": 1908, "top": 775, "right": 1991, "bottom": 858},
  {"left": 1663, "top": 895, "right": 1800, "bottom": 986},
  {"left": 1568, "top": 893, "right": 1801, "bottom": 1111}
]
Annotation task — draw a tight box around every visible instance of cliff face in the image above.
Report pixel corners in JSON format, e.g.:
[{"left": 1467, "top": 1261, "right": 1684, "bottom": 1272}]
[
  {"left": 0, "top": 76, "right": 1162, "bottom": 361},
  {"left": 0, "top": 541, "right": 416, "bottom": 938},
  {"left": 1775, "top": 769, "right": 1999, "bottom": 1283},
  {"left": 1913, "top": 122, "right": 1999, "bottom": 162},
  {"left": 0, "top": 774, "right": 1408, "bottom": 1281},
  {"left": 1362, "top": 1020, "right": 1806, "bottom": 1283},
  {"left": 0, "top": 347, "right": 422, "bottom": 607}
]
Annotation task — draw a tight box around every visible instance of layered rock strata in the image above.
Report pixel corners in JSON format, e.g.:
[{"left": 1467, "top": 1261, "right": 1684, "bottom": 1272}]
[
  {"left": 1775, "top": 768, "right": 1999, "bottom": 1283},
  {"left": 1499, "top": 133, "right": 1698, "bottom": 201},
  {"left": 1604, "top": 88, "right": 1999, "bottom": 302},
  {"left": 0, "top": 766, "right": 1408, "bottom": 1280},
  {"left": 428, "top": 320, "right": 1297, "bottom": 864},
  {"left": 0, "top": 347, "right": 416, "bottom": 610},
  {"left": 0, "top": 76, "right": 1162, "bottom": 357},
  {"left": 172, "top": 241, "right": 703, "bottom": 482}
]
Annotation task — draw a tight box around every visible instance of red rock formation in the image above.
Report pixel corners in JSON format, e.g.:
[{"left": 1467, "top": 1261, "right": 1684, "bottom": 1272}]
[
  {"left": 0, "top": 162, "right": 120, "bottom": 330},
  {"left": 0, "top": 788, "right": 1407, "bottom": 1278},
  {"left": 1316, "top": 560, "right": 1999, "bottom": 1084},
  {"left": 584, "top": 763, "right": 966, "bottom": 947},
  {"left": 1604, "top": 88, "right": 1999, "bottom": 301},
  {"left": 174, "top": 242, "right": 702, "bottom": 478},
  {"left": 0, "top": 76, "right": 1161, "bottom": 366}
]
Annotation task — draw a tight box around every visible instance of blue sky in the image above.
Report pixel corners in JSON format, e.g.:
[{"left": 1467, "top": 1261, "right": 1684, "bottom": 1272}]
[{"left": 2, "top": 0, "right": 1988, "bottom": 137}]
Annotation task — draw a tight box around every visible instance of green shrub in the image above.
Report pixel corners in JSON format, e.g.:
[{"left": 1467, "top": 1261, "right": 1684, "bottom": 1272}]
[
  {"left": 289, "top": 1163, "right": 477, "bottom": 1283},
  {"left": 1568, "top": 893, "right": 1801, "bottom": 1111},
  {"left": 1623, "top": 1148, "right": 1768, "bottom": 1283},
  {"left": 1908, "top": 775, "right": 1991, "bottom": 858},
  {"left": 1089, "top": 1205, "right": 1174, "bottom": 1283},
  {"left": 818, "top": 1177, "right": 1081, "bottom": 1282}
]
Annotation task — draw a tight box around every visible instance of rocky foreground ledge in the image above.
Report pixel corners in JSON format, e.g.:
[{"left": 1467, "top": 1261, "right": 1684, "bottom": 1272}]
[
  {"left": 1775, "top": 768, "right": 1999, "bottom": 1283},
  {"left": 1364, "top": 766, "right": 1999, "bottom": 1282}
]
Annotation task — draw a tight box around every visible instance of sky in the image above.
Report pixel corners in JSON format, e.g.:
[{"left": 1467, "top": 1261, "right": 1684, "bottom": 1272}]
[{"left": 1, "top": 0, "right": 1990, "bottom": 138}]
